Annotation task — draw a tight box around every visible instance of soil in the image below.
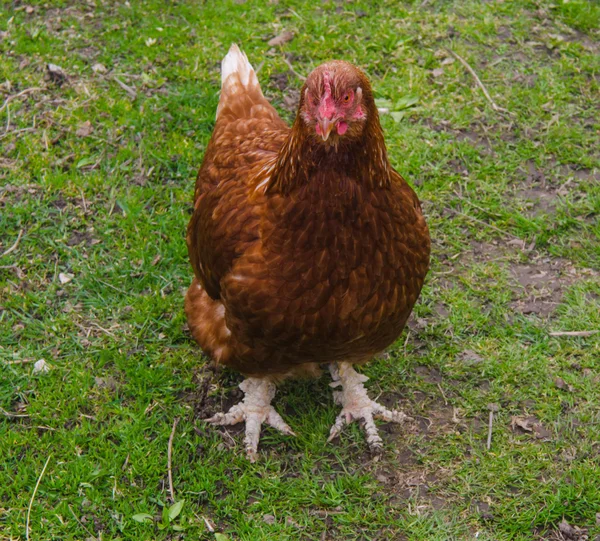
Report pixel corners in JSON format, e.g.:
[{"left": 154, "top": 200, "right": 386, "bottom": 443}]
[
  {"left": 436, "top": 238, "right": 598, "bottom": 318},
  {"left": 534, "top": 520, "right": 591, "bottom": 540}
]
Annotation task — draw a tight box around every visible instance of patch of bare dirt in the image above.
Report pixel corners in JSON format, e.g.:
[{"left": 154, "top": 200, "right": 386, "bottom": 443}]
[
  {"left": 438, "top": 239, "right": 598, "bottom": 318},
  {"left": 379, "top": 391, "right": 462, "bottom": 444},
  {"left": 65, "top": 228, "right": 100, "bottom": 247},
  {"left": 414, "top": 365, "right": 442, "bottom": 384},
  {"left": 267, "top": 69, "right": 300, "bottom": 114},
  {"left": 0, "top": 184, "right": 40, "bottom": 207},
  {"left": 512, "top": 72, "right": 539, "bottom": 88},
  {"left": 421, "top": 118, "right": 495, "bottom": 155},
  {"left": 371, "top": 442, "right": 449, "bottom": 511},
  {"left": 184, "top": 366, "right": 250, "bottom": 447},
  {"left": 512, "top": 159, "right": 598, "bottom": 218},
  {"left": 534, "top": 519, "right": 590, "bottom": 540},
  {"left": 270, "top": 70, "right": 291, "bottom": 91},
  {"left": 509, "top": 258, "right": 587, "bottom": 317}
]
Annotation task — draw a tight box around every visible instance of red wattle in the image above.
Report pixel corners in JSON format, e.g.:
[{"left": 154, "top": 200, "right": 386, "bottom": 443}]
[{"left": 337, "top": 121, "right": 348, "bottom": 135}]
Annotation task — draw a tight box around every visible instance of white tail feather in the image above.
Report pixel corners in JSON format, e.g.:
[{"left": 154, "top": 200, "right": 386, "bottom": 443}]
[
  {"left": 221, "top": 44, "right": 258, "bottom": 89},
  {"left": 217, "top": 44, "right": 262, "bottom": 119}
]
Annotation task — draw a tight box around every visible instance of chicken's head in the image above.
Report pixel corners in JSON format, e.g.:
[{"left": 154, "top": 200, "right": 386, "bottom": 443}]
[{"left": 300, "top": 61, "right": 371, "bottom": 143}]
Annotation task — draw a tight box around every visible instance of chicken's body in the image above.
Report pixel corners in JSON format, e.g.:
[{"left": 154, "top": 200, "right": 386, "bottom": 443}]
[{"left": 186, "top": 46, "right": 430, "bottom": 460}]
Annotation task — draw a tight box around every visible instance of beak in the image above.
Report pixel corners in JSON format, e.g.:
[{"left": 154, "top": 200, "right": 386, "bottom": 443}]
[{"left": 318, "top": 118, "right": 334, "bottom": 141}]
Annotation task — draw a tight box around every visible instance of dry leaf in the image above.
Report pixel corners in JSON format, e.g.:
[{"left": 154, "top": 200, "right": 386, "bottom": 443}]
[
  {"left": 59, "top": 272, "right": 74, "bottom": 284},
  {"left": 554, "top": 377, "right": 574, "bottom": 392},
  {"left": 457, "top": 350, "right": 483, "bottom": 364},
  {"left": 510, "top": 416, "right": 533, "bottom": 432},
  {"left": 268, "top": 31, "right": 294, "bottom": 46},
  {"left": 510, "top": 416, "right": 552, "bottom": 440},
  {"left": 76, "top": 121, "right": 94, "bottom": 137},
  {"left": 47, "top": 63, "right": 67, "bottom": 83},
  {"left": 33, "top": 359, "right": 50, "bottom": 374},
  {"left": 151, "top": 254, "right": 161, "bottom": 266},
  {"left": 95, "top": 376, "right": 118, "bottom": 391},
  {"left": 558, "top": 519, "right": 587, "bottom": 540},
  {"left": 432, "top": 68, "right": 444, "bottom": 77},
  {"left": 92, "top": 63, "right": 107, "bottom": 74}
]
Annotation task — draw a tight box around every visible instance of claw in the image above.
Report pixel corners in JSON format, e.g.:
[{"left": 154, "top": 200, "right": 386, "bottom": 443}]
[
  {"left": 205, "top": 377, "right": 295, "bottom": 461},
  {"left": 327, "top": 362, "right": 411, "bottom": 451}
]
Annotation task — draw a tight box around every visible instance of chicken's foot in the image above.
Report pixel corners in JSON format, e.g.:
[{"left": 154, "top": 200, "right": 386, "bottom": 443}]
[
  {"left": 205, "top": 377, "right": 295, "bottom": 462},
  {"left": 328, "top": 362, "right": 411, "bottom": 451}
]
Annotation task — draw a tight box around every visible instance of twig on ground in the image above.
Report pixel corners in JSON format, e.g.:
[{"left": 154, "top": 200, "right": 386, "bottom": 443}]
[
  {"left": 4, "top": 358, "right": 35, "bottom": 365},
  {"left": 201, "top": 514, "right": 215, "bottom": 532},
  {"left": 78, "top": 187, "right": 87, "bottom": 213},
  {"left": 0, "top": 406, "right": 30, "bottom": 418},
  {"left": 549, "top": 330, "right": 599, "bottom": 337},
  {"left": 167, "top": 417, "right": 180, "bottom": 503},
  {"left": 113, "top": 77, "right": 137, "bottom": 99},
  {"left": 487, "top": 404, "right": 499, "bottom": 451},
  {"left": 437, "top": 383, "right": 448, "bottom": 406},
  {"left": 26, "top": 455, "right": 52, "bottom": 541},
  {"left": 453, "top": 191, "right": 503, "bottom": 218},
  {"left": 1, "top": 229, "right": 24, "bottom": 257},
  {"left": 283, "top": 57, "right": 307, "bottom": 81},
  {"left": 446, "top": 48, "right": 512, "bottom": 115},
  {"left": 219, "top": 427, "right": 237, "bottom": 448},
  {"left": 68, "top": 505, "right": 94, "bottom": 538},
  {"left": 432, "top": 269, "right": 455, "bottom": 276},
  {"left": 445, "top": 206, "right": 521, "bottom": 240},
  {"left": 403, "top": 329, "right": 411, "bottom": 355},
  {"left": 487, "top": 411, "right": 494, "bottom": 450},
  {"left": 144, "top": 401, "right": 160, "bottom": 415},
  {"left": 74, "top": 321, "right": 118, "bottom": 338},
  {"left": 0, "top": 87, "right": 42, "bottom": 115},
  {"left": 0, "top": 127, "right": 37, "bottom": 141}
]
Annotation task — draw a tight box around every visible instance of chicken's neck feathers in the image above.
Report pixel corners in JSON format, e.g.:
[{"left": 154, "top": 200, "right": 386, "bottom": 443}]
[{"left": 266, "top": 115, "right": 391, "bottom": 195}]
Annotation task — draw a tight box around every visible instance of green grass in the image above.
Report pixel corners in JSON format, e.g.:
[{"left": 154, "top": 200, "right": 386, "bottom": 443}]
[{"left": 1, "top": 0, "right": 599, "bottom": 539}]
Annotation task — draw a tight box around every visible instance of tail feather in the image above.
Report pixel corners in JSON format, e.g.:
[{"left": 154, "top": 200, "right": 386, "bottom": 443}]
[
  {"left": 221, "top": 44, "right": 257, "bottom": 87},
  {"left": 217, "top": 44, "right": 263, "bottom": 118}
]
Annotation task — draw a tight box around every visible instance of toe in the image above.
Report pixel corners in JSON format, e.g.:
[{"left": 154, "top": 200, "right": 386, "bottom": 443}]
[
  {"left": 266, "top": 408, "right": 296, "bottom": 436},
  {"left": 246, "top": 446, "right": 258, "bottom": 463},
  {"left": 243, "top": 414, "right": 262, "bottom": 459},
  {"left": 204, "top": 404, "right": 244, "bottom": 426},
  {"left": 327, "top": 411, "right": 349, "bottom": 442},
  {"left": 372, "top": 402, "right": 412, "bottom": 424},
  {"left": 205, "top": 412, "right": 229, "bottom": 425},
  {"left": 362, "top": 411, "right": 384, "bottom": 451}
]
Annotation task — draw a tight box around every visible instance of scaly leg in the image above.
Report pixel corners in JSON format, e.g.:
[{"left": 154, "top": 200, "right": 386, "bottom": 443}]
[
  {"left": 205, "top": 377, "right": 295, "bottom": 462},
  {"left": 328, "top": 362, "right": 411, "bottom": 451}
]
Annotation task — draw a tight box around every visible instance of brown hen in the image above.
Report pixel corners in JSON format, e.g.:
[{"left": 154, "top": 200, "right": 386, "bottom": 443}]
[{"left": 185, "top": 45, "right": 430, "bottom": 461}]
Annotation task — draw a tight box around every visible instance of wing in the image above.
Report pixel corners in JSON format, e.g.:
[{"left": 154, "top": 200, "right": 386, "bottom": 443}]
[{"left": 187, "top": 45, "right": 289, "bottom": 299}]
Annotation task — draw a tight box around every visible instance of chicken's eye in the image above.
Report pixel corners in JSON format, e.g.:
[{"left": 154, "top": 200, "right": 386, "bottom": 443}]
[{"left": 343, "top": 94, "right": 350, "bottom": 102}]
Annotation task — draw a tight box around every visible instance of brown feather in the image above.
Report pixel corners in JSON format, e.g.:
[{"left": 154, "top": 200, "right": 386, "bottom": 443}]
[{"left": 185, "top": 57, "right": 430, "bottom": 379}]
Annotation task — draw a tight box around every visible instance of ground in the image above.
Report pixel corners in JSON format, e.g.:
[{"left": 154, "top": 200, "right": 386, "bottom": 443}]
[{"left": 1, "top": 0, "right": 599, "bottom": 540}]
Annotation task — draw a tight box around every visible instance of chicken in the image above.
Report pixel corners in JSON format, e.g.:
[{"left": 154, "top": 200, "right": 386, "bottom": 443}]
[{"left": 185, "top": 45, "right": 430, "bottom": 461}]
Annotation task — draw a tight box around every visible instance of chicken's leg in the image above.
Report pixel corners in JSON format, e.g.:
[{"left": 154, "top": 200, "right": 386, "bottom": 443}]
[
  {"left": 205, "top": 377, "right": 295, "bottom": 462},
  {"left": 328, "top": 362, "right": 411, "bottom": 451}
]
